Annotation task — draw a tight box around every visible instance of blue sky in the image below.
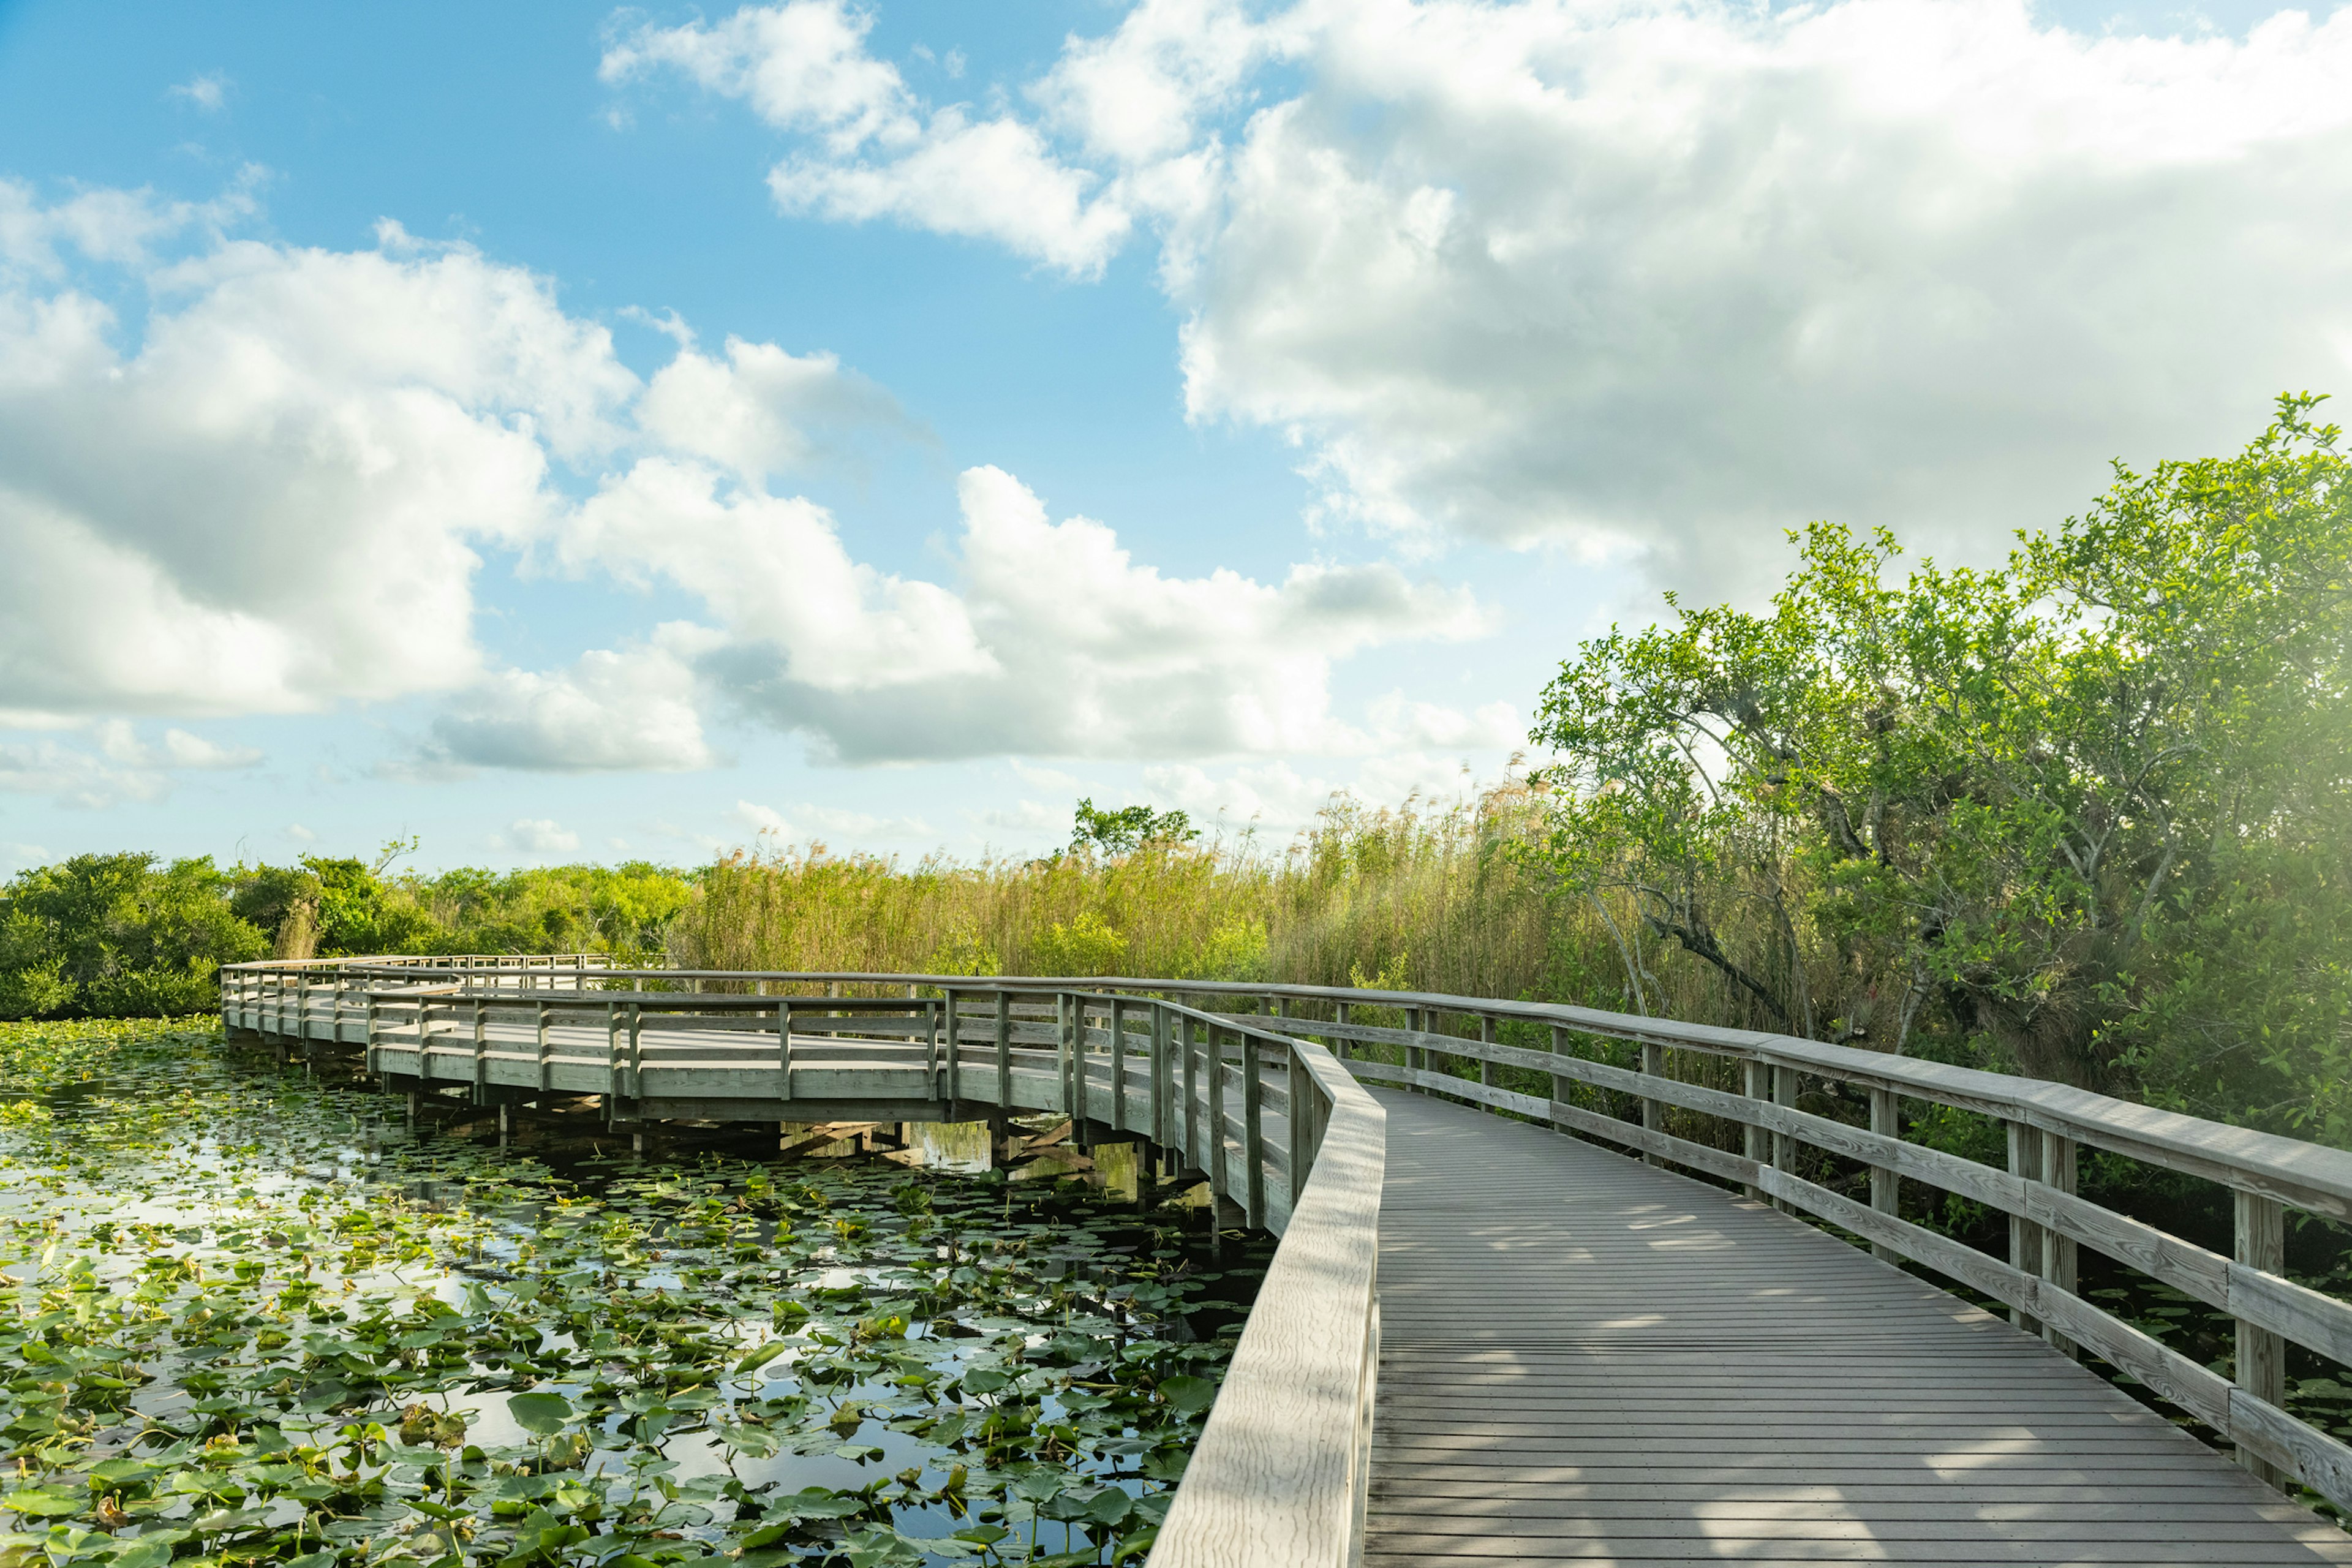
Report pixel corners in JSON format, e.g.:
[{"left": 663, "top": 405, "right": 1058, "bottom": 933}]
[{"left": 1, "top": 0, "right": 2346, "bottom": 875}]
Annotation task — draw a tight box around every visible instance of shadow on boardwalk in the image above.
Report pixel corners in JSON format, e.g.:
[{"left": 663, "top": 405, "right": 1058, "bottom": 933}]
[{"left": 1366, "top": 1088, "right": 2352, "bottom": 1566}]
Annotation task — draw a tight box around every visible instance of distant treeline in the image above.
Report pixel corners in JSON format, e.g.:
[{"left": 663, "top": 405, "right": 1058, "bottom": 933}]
[
  {"left": 0, "top": 851, "right": 693, "bottom": 1019},
  {"left": 6, "top": 400, "right": 2346, "bottom": 1147}
]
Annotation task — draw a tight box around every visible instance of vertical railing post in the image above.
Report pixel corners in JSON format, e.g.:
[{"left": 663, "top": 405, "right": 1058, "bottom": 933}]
[
  {"left": 1869, "top": 1087, "right": 1901, "bottom": 1261},
  {"left": 1149, "top": 1003, "right": 1169, "bottom": 1147},
  {"left": 1479, "top": 1014, "right": 1497, "bottom": 1090},
  {"left": 777, "top": 998, "right": 793, "bottom": 1104},
  {"left": 364, "top": 989, "right": 380, "bottom": 1077},
  {"left": 605, "top": 1002, "right": 628, "bottom": 1122},
  {"left": 2041, "top": 1133, "right": 2078, "bottom": 1355},
  {"left": 1335, "top": 1000, "right": 1352, "bottom": 1061},
  {"left": 628, "top": 1001, "right": 645, "bottom": 1106},
  {"left": 1182, "top": 1011, "right": 1200, "bottom": 1169},
  {"left": 1109, "top": 997, "right": 1128, "bottom": 1133},
  {"left": 2007, "top": 1121, "right": 2046, "bottom": 1334},
  {"left": 1770, "top": 1063, "right": 1798, "bottom": 1210},
  {"left": 1206, "top": 1025, "right": 1228, "bottom": 1207},
  {"left": 1741, "top": 1058, "right": 1766, "bottom": 1199},
  {"left": 2236, "top": 1190, "right": 2287, "bottom": 1485},
  {"left": 1057, "top": 993, "right": 1077, "bottom": 1124},
  {"left": 994, "top": 990, "right": 1012, "bottom": 1109},
  {"left": 470, "top": 1000, "right": 487, "bottom": 1102},
  {"left": 943, "top": 987, "right": 960, "bottom": 1106},
  {"left": 1548, "top": 1023, "right": 1573, "bottom": 1122},
  {"left": 1242, "top": 1031, "right": 1265, "bottom": 1229},
  {"left": 1286, "top": 1040, "right": 1310, "bottom": 1217},
  {"left": 535, "top": 1001, "right": 551, "bottom": 1095},
  {"left": 1642, "top": 1041, "right": 1665, "bottom": 1166}
]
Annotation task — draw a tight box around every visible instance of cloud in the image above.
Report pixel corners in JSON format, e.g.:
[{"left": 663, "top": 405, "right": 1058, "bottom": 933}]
[
  {"left": 0, "top": 216, "right": 635, "bottom": 718},
  {"left": 0, "top": 721, "right": 258, "bottom": 808},
  {"left": 168, "top": 74, "right": 230, "bottom": 113},
  {"left": 494, "top": 818, "right": 582, "bottom": 856},
  {"left": 605, "top": 1, "right": 1131, "bottom": 274},
  {"left": 0, "top": 174, "right": 258, "bottom": 279},
  {"left": 1, "top": 176, "right": 1496, "bottom": 775},
  {"left": 1140, "top": 750, "right": 1482, "bottom": 839},
  {"left": 421, "top": 635, "right": 718, "bottom": 773},
  {"left": 644, "top": 462, "right": 1493, "bottom": 763},
  {"left": 729, "top": 797, "right": 935, "bottom": 843},
  {"left": 1172, "top": 0, "right": 2352, "bottom": 586},
  {"left": 630, "top": 0, "right": 2352, "bottom": 592},
  {"left": 637, "top": 336, "right": 919, "bottom": 483},
  {"left": 601, "top": 0, "right": 918, "bottom": 152}
]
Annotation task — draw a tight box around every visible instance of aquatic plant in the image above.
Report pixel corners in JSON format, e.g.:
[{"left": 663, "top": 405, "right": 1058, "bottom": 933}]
[{"left": 0, "top": 1019, "right": 1258, "bottom": 1567}]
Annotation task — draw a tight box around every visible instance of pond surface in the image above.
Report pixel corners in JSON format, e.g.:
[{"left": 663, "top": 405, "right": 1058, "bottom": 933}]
[{"left": 0, "top": 1019, "right": 1269, "bottom": 1568}]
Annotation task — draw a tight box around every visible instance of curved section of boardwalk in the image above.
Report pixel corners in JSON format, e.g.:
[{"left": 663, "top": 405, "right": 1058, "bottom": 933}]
[
  {"left": 1368, "top": 1088, "right": 2352, "bottom": 1566},
  {"left": 225, "top": 961, "right": 2352, "bottom": 1564}
]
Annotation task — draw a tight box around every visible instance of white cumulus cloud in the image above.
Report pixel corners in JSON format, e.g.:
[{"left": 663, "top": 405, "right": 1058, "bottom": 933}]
[
  {"left": 623, "top": 0, "right": 2352, "bottom": 592},
  {"left": 604, "top": 0, "right": 1133, "bottom": 274},
  {"left": 0, "top": 721, "right": 260, "bottom": 809},
  {"left": 424, "top": 636, "right": 718, "bottom": 773},
  {"left": 673, "top": 462, "right": 1495, "bottom": 763},
  {"left": 0, "top": 177, "right": 1500, "bottom": 778},
  {"left": 495, "top": 818, "right": 583, "bottom": 856}
]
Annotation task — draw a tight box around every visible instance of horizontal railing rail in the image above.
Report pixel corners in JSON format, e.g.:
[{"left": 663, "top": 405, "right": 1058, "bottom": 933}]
[
  {"left": 222, "top": 957, "right": 1385, "bottom": 1567},
  {"left": 222, "top": 954, "right": 2352, "bottom": 1521}
]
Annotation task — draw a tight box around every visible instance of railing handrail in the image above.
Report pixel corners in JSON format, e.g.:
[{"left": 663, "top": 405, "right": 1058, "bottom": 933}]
[
  {"left": 222, "top": 956, "right": 2352, "bottom": 1519},
  {"left": 222, "top": 960, "right": 1386, "bottom": 1566},
  {"left": 223, "top": 957, "right": 2352, "bottom": 1217}
]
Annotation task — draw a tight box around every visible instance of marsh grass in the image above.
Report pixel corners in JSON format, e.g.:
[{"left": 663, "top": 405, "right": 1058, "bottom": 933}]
[{"left": 670, "top": 781, "right": 1773, "bottom": 1027}]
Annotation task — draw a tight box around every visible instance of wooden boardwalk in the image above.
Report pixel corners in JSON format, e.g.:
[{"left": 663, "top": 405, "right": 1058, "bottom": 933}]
[
  {"left": 1368, "top": 1088, "right": 2352, "bottom": 1565},
  {"left": 225, "top": 960, "right": 2352, "bottom": 1566}
]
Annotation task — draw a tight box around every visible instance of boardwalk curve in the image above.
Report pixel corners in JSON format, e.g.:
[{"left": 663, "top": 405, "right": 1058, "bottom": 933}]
[{"left": 223, "top": 957, "right": 2352, "bottom": 1566}]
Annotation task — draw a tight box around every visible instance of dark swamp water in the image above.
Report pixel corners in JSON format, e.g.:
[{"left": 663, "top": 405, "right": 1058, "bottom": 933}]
[{"left": 0, "top": 1019, "right": 1272, "bottom": 1568}]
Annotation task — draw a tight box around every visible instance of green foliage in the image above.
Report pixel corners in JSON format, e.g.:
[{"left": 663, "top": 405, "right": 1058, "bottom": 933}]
[
  {"left": 1035, "top": 911, "right": 1130, "bottom": 977},
  {"left": 0, "top": 854, "right": 263, "bottom": 1020},
  {"left": 1529, "top": 395, "right": 2352, "bottom": 1129},
  {"left": 2, "top": 853, "right": 698, "bottom": 1019},
  {"left": 0, "top": 1017, "right": 1243, "bottom": 1567},
  {"left": 1069, "top": 800, "right": 1197, "bottom": 858}
]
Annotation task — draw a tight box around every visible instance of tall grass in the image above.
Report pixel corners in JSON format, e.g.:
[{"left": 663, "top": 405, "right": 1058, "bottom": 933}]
[{"left": 667, "top": 779, "right": 1766, "bottom": 1017}]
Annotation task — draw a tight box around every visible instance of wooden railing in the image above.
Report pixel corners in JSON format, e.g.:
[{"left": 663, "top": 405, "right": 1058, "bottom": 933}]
[
  {"left": 222, "top": 956, "right": 2352, "bottom": 1528},
  {"left": 221, "top": 958, "right": 1387, "bottom": 1568}
]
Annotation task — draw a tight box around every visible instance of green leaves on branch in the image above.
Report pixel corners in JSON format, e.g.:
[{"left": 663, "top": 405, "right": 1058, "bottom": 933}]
[{"left": 1529, "top": 394, "right": 2352, "bottom": 1115}]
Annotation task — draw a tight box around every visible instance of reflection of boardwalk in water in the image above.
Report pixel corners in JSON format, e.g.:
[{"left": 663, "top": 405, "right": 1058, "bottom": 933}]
[
  {"left": 228, "top": 958, "right": 2352, "bottom": 1567},
  {"left": 1368, "top": 1088, "right": 2352, "bottom": 1566}
]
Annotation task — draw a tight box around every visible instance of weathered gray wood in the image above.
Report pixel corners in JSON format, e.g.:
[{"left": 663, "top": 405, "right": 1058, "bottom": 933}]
[
  {"left": 1155, "top": 1038, "right": 1383, "bottom": 1568},
  {"left": 1368, "top": 1089, "right": 2352, "bottom": 1564},
  {"left": 229, "top": 956, "right": 2352, "bottom": 1562},
  {"left": 1640, "top": 1039, "right": 1664, "bottom": 1167},
  {"left": 1869, "top": 1087, "right": 1899, "bottom": 1262},
  {"left": 2239, "top": 1190, "right": 2289, "bottom": 1485},
  {"left": 2009, "top": 1120, "right": 2045, "bottom": 1335}
]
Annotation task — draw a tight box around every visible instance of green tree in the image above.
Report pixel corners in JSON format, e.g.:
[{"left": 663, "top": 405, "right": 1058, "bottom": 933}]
[
  {"left": 1530, "top": 396, "right": 2352, "bottom": 1114},
  {"left": 1069, "top": 799, "right": 1198, "bottom": 858},
  {"left": 0, "top": 853, "right": 265, "bottom": 1019}
]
